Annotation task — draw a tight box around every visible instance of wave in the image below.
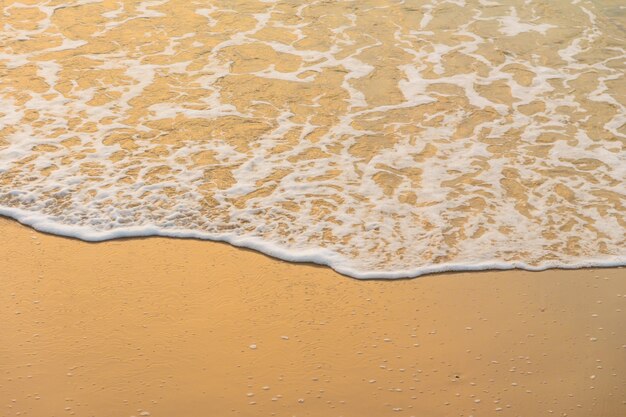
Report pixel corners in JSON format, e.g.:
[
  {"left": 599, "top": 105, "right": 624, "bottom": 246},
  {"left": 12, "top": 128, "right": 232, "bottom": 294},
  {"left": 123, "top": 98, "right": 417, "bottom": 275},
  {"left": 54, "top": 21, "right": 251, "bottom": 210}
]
[{"left": 1, "top": 0, "right": 624, "bottom": 278}]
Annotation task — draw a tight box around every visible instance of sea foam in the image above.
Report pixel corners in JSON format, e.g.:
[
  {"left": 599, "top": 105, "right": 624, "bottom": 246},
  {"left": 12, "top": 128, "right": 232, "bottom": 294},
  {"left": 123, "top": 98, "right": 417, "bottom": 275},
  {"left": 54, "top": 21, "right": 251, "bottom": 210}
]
[{"left": 0, "top": 0, "right": 624, "bottom": 278}]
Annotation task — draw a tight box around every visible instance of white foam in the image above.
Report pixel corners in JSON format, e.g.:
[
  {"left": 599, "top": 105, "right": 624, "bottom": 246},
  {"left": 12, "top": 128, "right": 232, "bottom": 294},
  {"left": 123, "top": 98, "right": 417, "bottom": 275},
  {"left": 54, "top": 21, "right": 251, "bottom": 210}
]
[
  {"left": 498, "top": 8, "right": 556, "bottom": 37},
  {"left": 2, "top": 205, "right": 623, "bottom": 279},
  {"left": 0, "top": 0, "right": 624, "bottom": 279}
]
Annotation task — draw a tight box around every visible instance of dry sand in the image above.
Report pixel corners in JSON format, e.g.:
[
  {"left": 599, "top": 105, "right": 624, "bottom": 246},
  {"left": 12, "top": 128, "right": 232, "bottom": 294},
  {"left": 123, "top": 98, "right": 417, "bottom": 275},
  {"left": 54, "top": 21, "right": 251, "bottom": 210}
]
[{"left": 1, "top": 216, "right": 624, "bottom": 417}]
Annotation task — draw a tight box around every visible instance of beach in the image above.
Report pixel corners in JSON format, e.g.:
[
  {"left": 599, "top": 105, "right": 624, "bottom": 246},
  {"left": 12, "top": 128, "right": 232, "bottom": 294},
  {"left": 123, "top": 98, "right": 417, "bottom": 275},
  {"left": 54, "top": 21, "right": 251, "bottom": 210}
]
[
  {"left": 1, "top": 0, "right": 626, "bottom": 415},
  {"left": 2, "top": 216, "right": 624, "bottom": 417}
]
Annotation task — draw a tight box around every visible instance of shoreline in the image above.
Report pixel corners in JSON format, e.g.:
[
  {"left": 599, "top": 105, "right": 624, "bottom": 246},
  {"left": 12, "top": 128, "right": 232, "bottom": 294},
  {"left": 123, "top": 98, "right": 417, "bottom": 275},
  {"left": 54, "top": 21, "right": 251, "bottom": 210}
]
[
  {"left": 1, "top": 216, "right": 625, "bottom": 416},
  {"left": 1, "top": 209, "right": 624, "bottom": 280}
]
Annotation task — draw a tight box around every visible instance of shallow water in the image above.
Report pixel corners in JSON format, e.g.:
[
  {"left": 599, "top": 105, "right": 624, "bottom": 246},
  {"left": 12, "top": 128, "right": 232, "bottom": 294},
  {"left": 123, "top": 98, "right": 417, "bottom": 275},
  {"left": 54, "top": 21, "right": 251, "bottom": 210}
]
[{"left": 0, "top": 0, "right": 624, "bottom": 278}]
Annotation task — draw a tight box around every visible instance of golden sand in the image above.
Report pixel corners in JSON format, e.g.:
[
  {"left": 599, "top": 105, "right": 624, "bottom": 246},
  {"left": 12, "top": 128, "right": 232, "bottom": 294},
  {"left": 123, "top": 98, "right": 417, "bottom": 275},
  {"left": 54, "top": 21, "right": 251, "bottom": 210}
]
[
  {"left": 2, "top": 2, "right": 625, "bottom": 415},
  {"left": 1, "top": 216, "right": 624, "bottom": 417}
]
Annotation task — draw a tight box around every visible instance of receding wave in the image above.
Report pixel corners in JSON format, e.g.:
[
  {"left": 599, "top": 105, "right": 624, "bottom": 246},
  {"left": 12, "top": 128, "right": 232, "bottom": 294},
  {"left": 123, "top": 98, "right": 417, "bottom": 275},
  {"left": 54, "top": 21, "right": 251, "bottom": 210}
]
[{"left": 0, "top": 0, "right": 624, "bottom": 278}]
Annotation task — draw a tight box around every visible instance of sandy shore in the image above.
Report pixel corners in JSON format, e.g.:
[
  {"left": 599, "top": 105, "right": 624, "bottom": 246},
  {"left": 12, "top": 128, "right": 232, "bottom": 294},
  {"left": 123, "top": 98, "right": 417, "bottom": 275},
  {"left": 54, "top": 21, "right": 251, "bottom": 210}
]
[{"left": 1, "top": 216, "right": 624, "bottom": 417}]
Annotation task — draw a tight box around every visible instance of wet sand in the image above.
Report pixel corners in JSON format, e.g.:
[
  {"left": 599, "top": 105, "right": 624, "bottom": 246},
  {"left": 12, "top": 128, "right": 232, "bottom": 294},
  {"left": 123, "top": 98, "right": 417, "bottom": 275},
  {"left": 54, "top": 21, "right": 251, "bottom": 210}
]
[{"left": 1, "top": 216, "right": 624, "bottom": 417}]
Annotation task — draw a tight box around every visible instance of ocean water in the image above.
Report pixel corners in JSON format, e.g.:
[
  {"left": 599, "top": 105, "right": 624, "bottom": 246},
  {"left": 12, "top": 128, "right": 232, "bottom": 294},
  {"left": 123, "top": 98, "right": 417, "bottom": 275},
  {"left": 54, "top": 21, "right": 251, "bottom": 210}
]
[{"left": 0, "top": 0, "right": 624, "bottom": 278}]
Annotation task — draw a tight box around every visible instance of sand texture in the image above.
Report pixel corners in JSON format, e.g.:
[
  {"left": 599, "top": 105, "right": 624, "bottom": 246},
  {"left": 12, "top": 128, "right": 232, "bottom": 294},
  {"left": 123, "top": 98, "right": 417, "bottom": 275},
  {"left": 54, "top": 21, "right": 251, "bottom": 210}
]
[{"left": 1, "top": 217, "right": 625, "bottom": 417}]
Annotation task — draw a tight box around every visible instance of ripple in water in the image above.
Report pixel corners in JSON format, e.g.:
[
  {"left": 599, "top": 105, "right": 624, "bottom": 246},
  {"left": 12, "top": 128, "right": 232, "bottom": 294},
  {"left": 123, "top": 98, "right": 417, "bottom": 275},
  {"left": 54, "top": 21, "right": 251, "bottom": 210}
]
[{"left": 0, "top": 0, "right": 624, "bottom": 278}]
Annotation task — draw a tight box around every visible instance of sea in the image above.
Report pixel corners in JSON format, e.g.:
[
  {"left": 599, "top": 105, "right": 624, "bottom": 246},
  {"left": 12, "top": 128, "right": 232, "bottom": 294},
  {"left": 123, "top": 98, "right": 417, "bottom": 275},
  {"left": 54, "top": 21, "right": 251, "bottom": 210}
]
[{"left": 0, "top": 0, "right": 624, "bottom": 278}]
